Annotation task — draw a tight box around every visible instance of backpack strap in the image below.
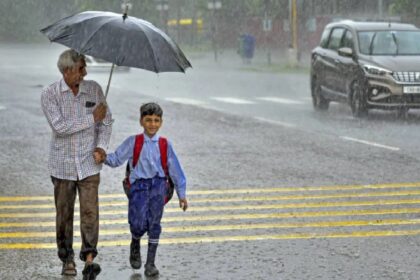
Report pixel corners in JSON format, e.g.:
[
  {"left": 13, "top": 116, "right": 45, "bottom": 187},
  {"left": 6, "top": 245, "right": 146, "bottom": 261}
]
[
  {"left": 158, "top": 136, "right": 174, "bottom": 204},
  {"left": 123, "top": 134, "right": 144, "bottom": 198},
  {"left": 158, "top": 136, "right": 168, "bottom": 176},
  {"left": 132, "top": 134, "right": 144, "bottom": 168}
]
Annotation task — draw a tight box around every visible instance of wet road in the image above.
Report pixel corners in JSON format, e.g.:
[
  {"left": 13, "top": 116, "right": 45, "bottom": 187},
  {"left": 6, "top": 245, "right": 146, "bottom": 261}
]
[{"left": 1, "top": 44, "right": 420, "bottom": 279}]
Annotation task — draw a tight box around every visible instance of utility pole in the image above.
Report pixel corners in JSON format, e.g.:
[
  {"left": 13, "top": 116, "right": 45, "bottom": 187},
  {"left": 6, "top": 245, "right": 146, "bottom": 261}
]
[
  {"left": 208, "top": 0, "right": 222, "bottom": 62},
  {"left": 156, "top": 0, "right": 169, "bottom": 34},
  {"left": 288, "top": 0, "right": 298, "bottom": 67},
  {"left": 292, "top": 0, "right": 297, "bottom": 51},
  {"left": 263, "top": 0, "right": 271, "bottom": 65},
  {"left": 176, "top": 0, "right": 181, "bottom": 43},
  {"left": 191, "top": 0, "right": 196, "bottom": 45},
  {"left": 378, "top": 0, "right": 383, "bottom": 19}
]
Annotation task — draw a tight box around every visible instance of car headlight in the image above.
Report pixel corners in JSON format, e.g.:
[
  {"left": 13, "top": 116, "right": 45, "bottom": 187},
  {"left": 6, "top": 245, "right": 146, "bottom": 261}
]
[{"left": 362, "top": 64, "right": 392, "bottom": 76}]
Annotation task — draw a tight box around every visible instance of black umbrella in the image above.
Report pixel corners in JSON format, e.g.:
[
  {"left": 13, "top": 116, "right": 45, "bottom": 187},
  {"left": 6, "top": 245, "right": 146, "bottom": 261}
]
[{"left": 41, "top": 10, "right": 192, "bottom": 98}]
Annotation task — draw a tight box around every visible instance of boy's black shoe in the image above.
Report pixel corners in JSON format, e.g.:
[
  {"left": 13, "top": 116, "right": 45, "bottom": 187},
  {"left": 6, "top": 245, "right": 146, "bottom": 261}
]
[
  {"left": 61, "top": 259, "right": 77, "bottom": 276},
  {"left": 130, "top": 238, "right": 142, "bottom": 269},
  {"left": 144, "top": 263, "right": 159, "bottom": 277},
  {"left": 144, "top": 242, "right": 159, "bottom": 277},
  {"left": 82, "top": 262, "right": 101, "bottom": 280}
]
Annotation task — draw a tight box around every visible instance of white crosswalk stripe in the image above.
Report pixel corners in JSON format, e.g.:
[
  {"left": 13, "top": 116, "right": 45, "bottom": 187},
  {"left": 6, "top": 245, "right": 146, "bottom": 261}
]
[
  {"left": 165, "top": 97, "right": 206, "bottom": 105},
  {"left": 254, "top": 117, "right": 296, "bottom": 128},
  {"left": 210, "top": 97, "right": 256, "bottom": 104},
  {"left": 257, "top": 96, "right": 304, "bottom": 104},
  {"left": 164, "top": 96, "right": 307, "bottom": 106}
]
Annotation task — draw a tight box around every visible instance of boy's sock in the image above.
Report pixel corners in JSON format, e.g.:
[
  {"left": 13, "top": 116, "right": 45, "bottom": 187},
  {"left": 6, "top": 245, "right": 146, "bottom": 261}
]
[
  {"left": 144, "top": 243, "right": 159, "bottom": 277},
  {"left": 130, "top": 237, "right": 141, "bottom": 269}
]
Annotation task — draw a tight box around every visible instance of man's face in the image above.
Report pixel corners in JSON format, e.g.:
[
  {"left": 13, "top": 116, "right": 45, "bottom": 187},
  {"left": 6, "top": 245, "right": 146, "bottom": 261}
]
[
  {"left": 140, "top": 114, "right": 162, "bottom": 137},
  {"left": 64, "top": 59, "right": 87, "bottom": 88}
]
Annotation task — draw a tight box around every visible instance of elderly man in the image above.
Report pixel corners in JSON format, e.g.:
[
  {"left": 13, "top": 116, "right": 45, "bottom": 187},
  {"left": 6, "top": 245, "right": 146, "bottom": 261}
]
[{"left": 41, "top": 49, "right": 112, "bottom": 279}]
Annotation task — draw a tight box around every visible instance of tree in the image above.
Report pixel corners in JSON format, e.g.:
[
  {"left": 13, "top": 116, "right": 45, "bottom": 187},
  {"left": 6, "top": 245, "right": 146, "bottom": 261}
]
[{"left": 390, "top": 0, "right": 420, "bottom": 23}]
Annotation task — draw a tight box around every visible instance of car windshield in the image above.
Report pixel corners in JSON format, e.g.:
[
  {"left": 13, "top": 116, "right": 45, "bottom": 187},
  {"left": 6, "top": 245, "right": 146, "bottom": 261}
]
[{"left": 358, "top": 30, "right": 420, "bottom": 55}]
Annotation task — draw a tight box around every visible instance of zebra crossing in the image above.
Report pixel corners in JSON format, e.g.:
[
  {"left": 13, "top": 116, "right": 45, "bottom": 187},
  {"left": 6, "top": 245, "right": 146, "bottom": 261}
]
[{"left": 1, "top": 182, "right": 420, "bottom": 250}]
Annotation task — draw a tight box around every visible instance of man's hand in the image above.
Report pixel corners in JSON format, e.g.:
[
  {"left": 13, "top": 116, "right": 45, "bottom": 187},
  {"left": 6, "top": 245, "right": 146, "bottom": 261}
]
[
  {"left": 93, "top": 147, "right": 106, "bottom": 164},
  {"left": 179, "top": 198, "right": 188, "bottom": 212},
  {"left": 93, "top": 103, "right": 107, "bottom": 123}
]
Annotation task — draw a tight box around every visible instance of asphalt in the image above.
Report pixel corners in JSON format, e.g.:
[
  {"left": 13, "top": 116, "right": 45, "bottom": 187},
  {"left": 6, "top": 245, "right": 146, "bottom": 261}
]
[{"left": 1, "top": 44, "right": 420, "bottom": 280}]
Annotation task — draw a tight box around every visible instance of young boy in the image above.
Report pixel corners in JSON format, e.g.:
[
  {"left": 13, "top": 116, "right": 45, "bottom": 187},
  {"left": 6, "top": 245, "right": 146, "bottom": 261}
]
[{"left": 94, "top": 102, "right": 188, "bottom": 277}]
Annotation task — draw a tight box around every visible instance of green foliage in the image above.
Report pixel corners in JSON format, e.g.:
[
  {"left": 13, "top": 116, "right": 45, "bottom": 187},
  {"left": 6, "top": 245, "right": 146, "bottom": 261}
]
[
  {"left": 0, "top": 0, "right": 161, "bottom": 42},
  {"left": 389, "top": 0, "right": 420, "bottom": 19},
  {"left": 0, "top": 0, "right": 293, "bottom": 42}
]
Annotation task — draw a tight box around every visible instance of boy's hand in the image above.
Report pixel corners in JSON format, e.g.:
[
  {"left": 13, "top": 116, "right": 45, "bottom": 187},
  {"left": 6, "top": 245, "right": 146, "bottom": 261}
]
[
  {"left": 179, "top": 198, "right": 188, "bottom": 212},
  {"left": 93, "top": 147, "right": 106, "bottom": 164}
]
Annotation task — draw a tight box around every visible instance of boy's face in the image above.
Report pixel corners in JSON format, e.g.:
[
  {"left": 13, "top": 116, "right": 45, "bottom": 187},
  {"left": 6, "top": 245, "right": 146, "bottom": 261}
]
[{"left": 140, "top": 114, "right": 162, "bottom": 137}]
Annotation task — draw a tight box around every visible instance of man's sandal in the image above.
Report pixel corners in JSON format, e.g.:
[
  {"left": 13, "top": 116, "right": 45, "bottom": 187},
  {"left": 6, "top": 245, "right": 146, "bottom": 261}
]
[
  {"left": 82, "top": 262, "right": 101, "bottom": 280},
  {"left": 62, "top": 259, "right": 77, "bottom": 276}
]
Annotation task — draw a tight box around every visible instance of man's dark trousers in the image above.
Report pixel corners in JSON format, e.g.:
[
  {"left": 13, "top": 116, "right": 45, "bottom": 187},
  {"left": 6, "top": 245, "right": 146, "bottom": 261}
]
[{"left": 52, "top": 174, "right": 100, "bottom": 262}]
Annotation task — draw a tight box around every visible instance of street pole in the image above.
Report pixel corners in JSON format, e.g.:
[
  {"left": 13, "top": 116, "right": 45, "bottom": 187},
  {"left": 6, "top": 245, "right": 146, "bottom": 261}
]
[
  {"left": 156, "top": 0, "right": 169, "bottom": 34},
  {"left": 212, "top": 2, "right": 218, "bottom": 62},
  {"left": 176, "top": 0, "right": 181, "bottom": 43},
  {"left": 288, "top": 0, "right": 298, "bottom": 67},
  {"left": 292, "top": 0, "right": 297, "bottom": 51},
  {"left": 378, "top": 0, "right": 383, "bottom": 19},
  {"left": 208, "top": 0, "right": 221, "bottom": 62},
  {"left": 191, "top": 0, "right": 196, "bottom": 45},
  {"left": 264, "top": 0, "right": 271, "bottom": 65}
]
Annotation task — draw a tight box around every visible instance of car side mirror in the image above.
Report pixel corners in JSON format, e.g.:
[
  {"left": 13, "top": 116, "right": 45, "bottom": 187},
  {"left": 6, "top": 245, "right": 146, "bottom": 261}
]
[{"left": 338, "top": 47, "right": 353, "bottom": 58}]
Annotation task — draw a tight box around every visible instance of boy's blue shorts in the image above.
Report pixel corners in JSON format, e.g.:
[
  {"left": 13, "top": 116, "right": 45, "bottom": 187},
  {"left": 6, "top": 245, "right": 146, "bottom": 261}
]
[{"left": 128, "top": 176, "right": 167, "bottom": 242}]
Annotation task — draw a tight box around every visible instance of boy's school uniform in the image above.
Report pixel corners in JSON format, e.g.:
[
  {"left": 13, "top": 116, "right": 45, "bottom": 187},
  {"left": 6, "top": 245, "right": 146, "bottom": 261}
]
[
  {"left": 104, "top": 133, "right": 186, "bottom": 241},
  {"left": 105, "top": 133, "right": 186, "bottom": 199}
]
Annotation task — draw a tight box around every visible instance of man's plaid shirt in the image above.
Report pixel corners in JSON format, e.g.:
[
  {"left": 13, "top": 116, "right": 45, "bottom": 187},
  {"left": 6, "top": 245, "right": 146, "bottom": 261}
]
[{"left": 41, "top": 79, "right": 112, "bottom": 180}]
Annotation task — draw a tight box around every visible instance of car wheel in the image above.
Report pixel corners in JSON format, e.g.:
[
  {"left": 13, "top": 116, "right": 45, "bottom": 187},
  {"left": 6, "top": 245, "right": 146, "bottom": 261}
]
[
  {"left": 350, "top": 80, "right": 368, "bottom": 118},
  {"left": 312, "top": 78, "right": 329, "bottom": 111}
]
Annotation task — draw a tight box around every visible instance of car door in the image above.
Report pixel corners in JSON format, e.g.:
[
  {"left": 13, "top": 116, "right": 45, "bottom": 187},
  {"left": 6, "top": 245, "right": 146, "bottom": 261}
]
[
  {"left": 322, "top": 27, "right": 345, "bottom": 99},
  {"left": 336, "top": 29, "right": 359, "bottom": 100}
]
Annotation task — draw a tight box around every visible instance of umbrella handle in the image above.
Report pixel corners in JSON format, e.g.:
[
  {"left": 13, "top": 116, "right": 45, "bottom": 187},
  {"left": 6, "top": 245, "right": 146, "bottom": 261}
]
[{"left": 105, "top": 63, "right": 115, "bottom": 100}]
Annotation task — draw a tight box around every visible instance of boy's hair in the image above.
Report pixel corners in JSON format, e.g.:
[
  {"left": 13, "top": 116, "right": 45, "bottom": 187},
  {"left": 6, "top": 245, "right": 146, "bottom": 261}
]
[{"left": 140, "top": 102, "right": 163, "bottom": 119}]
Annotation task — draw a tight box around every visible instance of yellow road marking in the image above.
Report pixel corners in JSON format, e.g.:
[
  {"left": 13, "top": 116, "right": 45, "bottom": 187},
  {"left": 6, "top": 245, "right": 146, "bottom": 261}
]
[
  {"left": 2, "top": 218, "right": 420, "bottom": 239},
  {"left": 186, "top": 182, "right": 420, "bottom": 194},
  {"left": 4, "top": 189, "right": 420, "bottom": 211},
  {"left": 189, "top": 190, "right": 420, "bottom": 203},
  {"left": 4, "top": 196, "right": 420, "bottom": 211},
  {"left": 3, "top": 197, "right": 420, "bottom": 218},
  {"left": 1, "top": 182, "right": 420, "bottom": 202},
  {"left": 0, "top": 201, "right": 127, "bottom": 210},
  {"left": 3, "top": 229, "right": 420, "bottom": 249},
  {"left": 2, "top": 207, "right": 420, "bottom": 228},
  {"left": 4, "top": 188, "right": 420, "bottom": 210}
]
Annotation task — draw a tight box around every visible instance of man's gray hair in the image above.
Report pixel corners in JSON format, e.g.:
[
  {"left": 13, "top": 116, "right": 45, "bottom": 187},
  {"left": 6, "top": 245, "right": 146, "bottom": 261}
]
[{"left": 57, "top": 49, "right": 85, "bottom": 74}]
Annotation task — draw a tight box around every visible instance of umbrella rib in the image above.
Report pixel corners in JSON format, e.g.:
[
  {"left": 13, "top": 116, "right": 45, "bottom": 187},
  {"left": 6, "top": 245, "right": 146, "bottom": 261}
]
[
  {"left": 80, "top": 17, "right": 117, "bottom": 60},
  {"left": 130, "top": 19, "right": 159, "bottom": 73}
]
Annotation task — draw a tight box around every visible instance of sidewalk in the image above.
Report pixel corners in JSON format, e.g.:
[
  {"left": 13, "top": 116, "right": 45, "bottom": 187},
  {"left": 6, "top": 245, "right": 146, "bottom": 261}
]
[{"left": 186, "top": 47, "right": 311, "bottom": 72}]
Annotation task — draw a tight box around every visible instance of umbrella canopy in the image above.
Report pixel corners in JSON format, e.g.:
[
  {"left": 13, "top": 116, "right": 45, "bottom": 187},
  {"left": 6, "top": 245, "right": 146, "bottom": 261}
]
[{"left": 40, "top": 11, "right": 191, "bottom": 73}]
